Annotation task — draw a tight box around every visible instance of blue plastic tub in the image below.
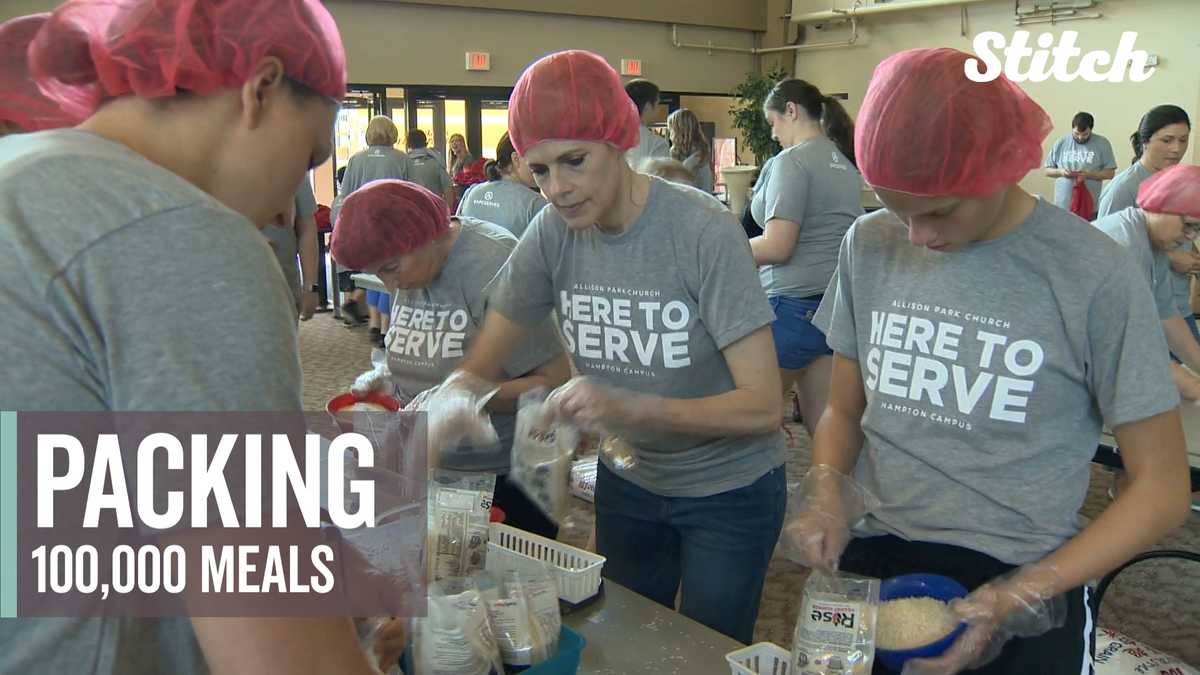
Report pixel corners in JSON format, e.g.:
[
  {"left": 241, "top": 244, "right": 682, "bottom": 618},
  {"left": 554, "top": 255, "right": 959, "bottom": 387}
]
[
  {"left": 524, "top": 625, "right": 586, "bottom": 674},
  {"left": 876, "top": 574, "right": 968, "bottom": 673}
]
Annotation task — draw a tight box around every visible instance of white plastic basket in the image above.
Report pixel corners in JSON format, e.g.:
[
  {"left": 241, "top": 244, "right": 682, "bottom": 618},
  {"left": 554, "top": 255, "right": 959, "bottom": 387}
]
[
  {"left": 487, "top": 523, "right": 606, "bottom": 604},
  {"left": 726, "top": 642, "right": 792, "bottom": 675}
]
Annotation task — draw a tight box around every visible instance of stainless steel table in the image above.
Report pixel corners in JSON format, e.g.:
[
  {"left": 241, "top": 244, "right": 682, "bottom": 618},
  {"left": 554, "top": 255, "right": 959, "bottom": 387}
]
[{"left": 564, "top": 581, "right": 743, "bottom": 675}]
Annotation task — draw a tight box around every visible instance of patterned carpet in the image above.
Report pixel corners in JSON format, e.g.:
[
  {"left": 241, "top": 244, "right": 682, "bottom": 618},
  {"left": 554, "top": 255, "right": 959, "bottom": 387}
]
[{"left": 298, "top": 311, "right": 1200, "bottom": 666}]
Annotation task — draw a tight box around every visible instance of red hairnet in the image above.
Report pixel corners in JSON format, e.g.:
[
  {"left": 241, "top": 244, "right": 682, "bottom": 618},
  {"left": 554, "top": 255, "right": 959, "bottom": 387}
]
[
  {"left": 855, "top": 48, "right": 1052, "bottom": 197},
  {"left": 507, "top": 50, "right": 640, "bottom": 155},
  {"left": 1138, "top": 164, "right": 1200, "bottom": 219},
  {"left": 29, "top": 0, "right": 346, "bottom": 122},
  {"left": 0, "top": 14, "right": 81, "bottom": 131},
  {"left": 331, "top": 180, "right": 451, "bottom": 270}
]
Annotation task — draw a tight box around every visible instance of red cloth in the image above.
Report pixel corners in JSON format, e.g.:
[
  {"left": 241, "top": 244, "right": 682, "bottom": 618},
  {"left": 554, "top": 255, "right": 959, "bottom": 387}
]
[
  {"left": 314, "top": 204, "right": 331, "bottom": 232},
  {"left": 453, "top": 157, "right": 489, "bottom": 188},
  {"left": 507, "top": 50, "right": 640, "bottom": 156},
  {"left": 1069, "top": 180, "right": 1095, "bottom": 220},
  {"left": 29, "top": 0, "right": 346, "bottom": 122},
  {"left": 0, "top": 14, "right": 81, "bottom": 131},
  {"left": 330, "top": 179, "right": 450, "bottom": 270},
  {"left": 855, "top": 48, "right": 1052, "bottom": 197}
]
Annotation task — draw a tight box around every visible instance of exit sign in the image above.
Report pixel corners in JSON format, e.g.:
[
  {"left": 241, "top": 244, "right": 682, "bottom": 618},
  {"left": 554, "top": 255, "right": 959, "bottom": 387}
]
[
  {"left": 466, "top": 51, "right": 491, "bottom": 71},
  {"left": 620, "top": 59, "right": 643, "bottom": 77}
]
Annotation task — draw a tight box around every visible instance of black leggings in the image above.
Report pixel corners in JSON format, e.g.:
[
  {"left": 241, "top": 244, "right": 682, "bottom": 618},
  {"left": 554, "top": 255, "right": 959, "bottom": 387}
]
[{"left": 840, "top": 536, "right": 1096, "bottom": 675}]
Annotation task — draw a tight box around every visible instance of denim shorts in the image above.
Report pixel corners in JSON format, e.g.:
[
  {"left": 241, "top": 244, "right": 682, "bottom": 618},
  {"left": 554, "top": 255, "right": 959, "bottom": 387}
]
[
  {"left": 768, "top": 295, "right": 833, "bottom": 370},
  {"left": 365, "top": 289, "right": 392, "bottom": 312}
]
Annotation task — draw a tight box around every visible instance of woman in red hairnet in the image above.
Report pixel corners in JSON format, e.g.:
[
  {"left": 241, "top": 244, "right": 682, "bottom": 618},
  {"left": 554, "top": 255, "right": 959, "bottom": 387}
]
[
  {"left": 0, "top": 1, "right": 393, "bottom": 674},
  {"left": 784, "top": 48, "right": 1190, "bottom": 674},
  {"left": 429, "top": 50, "right": 787, "bottom": 643},
  {"left": 0, "top": 13, "right": 80, "bottom": 135},
  {"left": 331, "top": 179, "right": 571, "bottom": 538}
]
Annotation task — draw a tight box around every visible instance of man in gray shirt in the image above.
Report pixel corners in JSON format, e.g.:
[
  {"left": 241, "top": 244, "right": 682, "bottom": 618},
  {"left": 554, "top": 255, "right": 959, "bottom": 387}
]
[
  {"left": 1043, "top": 111, "right": 1116, "bottom": 214},
  {"left": 623, "top": 79, "right": 670, "bottom": 170},
  {"left": 261, "top": 178, "right": 320, "bottom": 319},
  {"left": 404, "top": 129, "right": 453, "bottom": 204}
]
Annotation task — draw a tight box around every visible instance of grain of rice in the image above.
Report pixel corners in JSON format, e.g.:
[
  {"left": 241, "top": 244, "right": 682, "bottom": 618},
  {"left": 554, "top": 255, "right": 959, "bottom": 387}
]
[{"left": 876, "top": 597, "right": 957, "bottom": 650}]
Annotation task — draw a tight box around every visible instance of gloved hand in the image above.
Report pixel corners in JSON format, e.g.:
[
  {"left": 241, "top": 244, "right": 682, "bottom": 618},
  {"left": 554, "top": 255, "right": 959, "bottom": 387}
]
[
  {"left": 351, "top": 348, "right": 391, "bottom": 397},
  {"left": 421, "top": 370, "right": 501, "bottom": 458},
  {"left": 779, "top": 464, "right": 877, "bottom": 572},
  {"left": 901, "top": 564, "right": 1067, "bottom": 675},
  {"left": 542, "top": 376, "right": 652, "bottom": 432}
]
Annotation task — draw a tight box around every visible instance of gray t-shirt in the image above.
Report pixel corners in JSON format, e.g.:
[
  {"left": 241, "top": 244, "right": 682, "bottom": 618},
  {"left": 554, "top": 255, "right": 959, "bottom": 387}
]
[
  {"left": 386, "top": 217, "right": 563, "bottom": 472},
  {"left": 0, "top": 129, "right": 303, "bottom": 672},
  {"left": 261, "top": 180, "right": 318, "bottom": 304},
  {"left": 333, "top": 145, "right": 411, "bottom": 224},
  {"left": 406, "top": 147, "right": 452, "bottom": 197},
  {"left": 1043, "top": 133, "right": 1117, "bottom": 209},
  {"left": 1093, "top": 207, "right": 1178, "bottom": 320},
  {"left": 456, "top": 179, "right": 549, "bottom": 238},
  {"left": 752, "top": 136, "right": 863, "bottom": 298},
  {"left": 626, "top": 124, "right": 670, "bottom": 170},
  {"left": 814, "top": 199, "right": 1178, "bottom": 564},
  {"left": 1098, "top": 162, "right": 1193, "bottom": 316},
  {"left": 682, "top": 151, "right": 715, "bottom": 194},
  {"left": 488, "top": 177, "right": 785, "bottom": 497}
]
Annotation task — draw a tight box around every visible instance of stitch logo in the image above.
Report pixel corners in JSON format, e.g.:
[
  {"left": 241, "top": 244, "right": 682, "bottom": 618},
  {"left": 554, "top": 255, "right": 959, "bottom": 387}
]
[{"left": 965, "top": 30, "right": 1155, "bottom": 83}]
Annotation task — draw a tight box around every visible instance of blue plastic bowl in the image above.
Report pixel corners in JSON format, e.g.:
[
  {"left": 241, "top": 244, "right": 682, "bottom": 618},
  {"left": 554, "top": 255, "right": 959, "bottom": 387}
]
[{"left": 876, "top": 574, "right": 968, "bottom": 672}]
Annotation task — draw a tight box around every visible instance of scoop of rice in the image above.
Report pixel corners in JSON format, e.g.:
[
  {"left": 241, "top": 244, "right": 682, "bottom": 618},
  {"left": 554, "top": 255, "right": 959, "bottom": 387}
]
[
  {"left": 348, "top": 401, "right": 389, "bottom": 412},
  {"left": 876, "top": 597, "right": 958, "bottom": 650}
]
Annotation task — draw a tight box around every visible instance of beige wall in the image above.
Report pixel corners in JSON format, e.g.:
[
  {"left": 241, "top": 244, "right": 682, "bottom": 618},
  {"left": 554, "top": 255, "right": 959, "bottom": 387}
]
[
  {"left": 0, "top": 0, "right": 759, "bottom": 95},
  {"left": 382, "top": 0, "right": 766, "bottom": 31},
  {"left": 325, "top": 1, "right": 756, "bottom": 93},
  {"left": 789, "top": 0, "right": 1200, "bottom": 200}
]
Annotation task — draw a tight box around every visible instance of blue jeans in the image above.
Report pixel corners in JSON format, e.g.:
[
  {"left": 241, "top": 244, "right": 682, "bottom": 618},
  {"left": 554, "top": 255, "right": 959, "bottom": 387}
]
[
  {"left": 769, "top": 295, "right": 833, "bottom": 370},
  {"left": 594, "top": 461, "right": 786, "bottom": 643}
]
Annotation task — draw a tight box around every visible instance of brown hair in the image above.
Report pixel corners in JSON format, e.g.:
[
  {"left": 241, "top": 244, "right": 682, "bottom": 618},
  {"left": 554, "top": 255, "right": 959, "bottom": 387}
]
[
  {"left": 667, "top": 108, "right": 709, "bottom": 165},
  {"left": 485, "top": 132, "right": 518, "bottom": 181},
  {"left": 764, "top": 78, "right": 855, "bottom": 166}
]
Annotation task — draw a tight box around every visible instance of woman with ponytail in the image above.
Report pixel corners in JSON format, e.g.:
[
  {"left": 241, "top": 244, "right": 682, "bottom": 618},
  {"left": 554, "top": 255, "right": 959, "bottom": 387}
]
[
  {"left": 1098, "top": 105, "right": 1194, "bottom": 333},
  {"left": 1098, "top": 105, "right": 1190, "bottom": 218},
  {"left": 456, "top": 131, "right": 548, "bottom": 237},
  {"left": 750, "top": 78, "right": 863, "bottom": 439},
  {"left": 0, "top": 1, "right": 395, "bottom": 673}
]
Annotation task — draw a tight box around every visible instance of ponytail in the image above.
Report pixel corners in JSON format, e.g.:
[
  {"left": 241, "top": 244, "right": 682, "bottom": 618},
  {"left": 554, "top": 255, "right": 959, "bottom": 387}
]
[
  {"left": 1131, "top": 104, "right": 1190, "bottom": 164},
  {"left": 820, "top": 96, "right": 856, "bottom": 168},
  {"left": 484, "top": 160, "right": 502, "bottom": 181}
]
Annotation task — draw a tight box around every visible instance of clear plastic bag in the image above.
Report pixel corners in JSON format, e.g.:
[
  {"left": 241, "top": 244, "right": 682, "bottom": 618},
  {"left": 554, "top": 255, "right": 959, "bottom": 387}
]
[
  {"left": 427, "top": 470, "right": 496, "bottom": 582},
  {"left": 509, "top": 389, "right": 577, "bottom": 523},
  {"left": 791, "top": 571, "right": 880, "bottom": 674},
  {"left": 411, "top": 577, "right": 504, "bottom": 675},
  {"left": 481, "top": 560, "right": 562, "bottom": 667}
]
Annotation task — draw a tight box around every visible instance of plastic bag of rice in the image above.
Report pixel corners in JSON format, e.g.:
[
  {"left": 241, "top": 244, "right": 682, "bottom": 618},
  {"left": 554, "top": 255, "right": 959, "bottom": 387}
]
[
  {"left": 791, "top": 571, "right": 879, "bottom": 674},
  {"left": 876, "top": 597, "right": 958, "bottom": 650}
]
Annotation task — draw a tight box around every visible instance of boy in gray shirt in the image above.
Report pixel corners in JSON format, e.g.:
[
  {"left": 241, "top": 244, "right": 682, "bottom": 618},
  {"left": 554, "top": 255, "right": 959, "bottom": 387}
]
[
  {"left": 404, "top": 129, "right": 452, "bottom": 202},
  {"left": 1043, "top": 112, "right": 1116, "bottom": 212}
]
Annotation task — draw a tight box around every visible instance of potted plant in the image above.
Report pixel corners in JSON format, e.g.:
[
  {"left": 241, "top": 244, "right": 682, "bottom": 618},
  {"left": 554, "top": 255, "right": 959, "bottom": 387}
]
[{"left": 730, "top": 65, "right": 788, "bottom": 166}]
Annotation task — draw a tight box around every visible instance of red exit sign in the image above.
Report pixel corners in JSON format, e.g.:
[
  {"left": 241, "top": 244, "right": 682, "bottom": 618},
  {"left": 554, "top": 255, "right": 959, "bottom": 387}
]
[
  {"left": 620, "top": 59, "right": 642, "bottom": 77},
  {"left": 466, "top": 51, "right": 491, "bottom": 71}
]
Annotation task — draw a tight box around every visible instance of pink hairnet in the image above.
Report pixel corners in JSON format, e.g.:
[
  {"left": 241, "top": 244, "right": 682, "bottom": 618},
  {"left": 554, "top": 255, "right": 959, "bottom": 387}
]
[
  {"left": 508, "top": 50, "right": 640, "bottom": 155},
  {"left": 28, "top": 0, "right": 347, "bottom": 122},
  {"left": 0, "top": 14, "right": 81, "bottom": 131},
  {"left": 855, "top": 48, "right": 1052, "bottom": 197},
  {"left": 1138, "top": 164, "right": 1200, "bottom": 219},
  {"left": 331, "top": 180, "right": 451, "bottom": 270}
]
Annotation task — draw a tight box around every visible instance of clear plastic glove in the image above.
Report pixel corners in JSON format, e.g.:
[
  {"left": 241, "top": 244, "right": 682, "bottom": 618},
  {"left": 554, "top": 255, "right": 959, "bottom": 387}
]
[
  {"left": 779, "top": 464, "right": 877, "bottom": 572},
  {"left": 542, "top": 376, "right": 651, "bottom": 432},
  {"left": 422, "top": 370, "right": 501, "bottom": 458},
  {"left": 351, "top": 348, "right": 391, "bottom": 397},
  {"left": 901, "top": 564, "right": 1067, "bottom": 675}
]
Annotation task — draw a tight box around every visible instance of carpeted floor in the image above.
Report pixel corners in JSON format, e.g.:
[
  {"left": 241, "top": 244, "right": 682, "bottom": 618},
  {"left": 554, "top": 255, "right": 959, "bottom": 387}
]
[{"left": 298, "top": 311, "right": 1200, "bottom": 666}]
